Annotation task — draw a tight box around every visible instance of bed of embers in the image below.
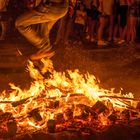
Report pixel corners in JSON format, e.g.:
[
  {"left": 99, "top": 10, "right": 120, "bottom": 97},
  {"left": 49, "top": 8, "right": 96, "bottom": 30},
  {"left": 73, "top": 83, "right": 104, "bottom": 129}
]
[{"left": 0, "top": 59, "right": 140, "bottom": 140}]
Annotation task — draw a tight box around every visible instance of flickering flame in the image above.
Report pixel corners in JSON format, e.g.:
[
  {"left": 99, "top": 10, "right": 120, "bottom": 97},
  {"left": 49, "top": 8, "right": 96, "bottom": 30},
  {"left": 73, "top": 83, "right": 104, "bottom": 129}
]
[{"left": 0, "top": 58, "right": 139, "bottom": 136}]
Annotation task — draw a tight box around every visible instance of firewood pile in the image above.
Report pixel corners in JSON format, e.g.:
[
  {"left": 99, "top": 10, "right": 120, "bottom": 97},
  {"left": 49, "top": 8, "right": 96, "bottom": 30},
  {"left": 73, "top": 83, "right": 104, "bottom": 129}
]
[{"left": 0, "top": 93, "right": 140, "bottom": 139}]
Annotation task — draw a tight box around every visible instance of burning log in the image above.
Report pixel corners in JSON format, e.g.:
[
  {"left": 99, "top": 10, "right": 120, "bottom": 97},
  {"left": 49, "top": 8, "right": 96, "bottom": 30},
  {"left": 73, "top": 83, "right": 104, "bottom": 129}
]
[
  {"left": 6, "top": 121, "right": 17, "bottom": 138},
  {"left": 99, "top": 95, "right": 140, "bottom": 102},
  {"left": 64, "top": 108, "right": 73, "bottom": 120},
  {"left": 0, "top": 112, "right": 14, "bottom": 122},
  {"left": 11, "top": 97, "right": 31, "bottom": 107},
  {"left": 136, "top": 102, "right": 140, "bottom": 110},
  {"left": 91, "top": 101, "right": 108, "bottom": 114},
  {"left": 0, "top": 93, "right": 85, "bottom": 109},
  {"left": 121, "top": 110, "right": 130, "bottom": 121},
  {"left": 55, "top": 113, "right": 64, "bottom": 124},
  {"left": 108, "top": 113, "right": 118, "bottom": 123},
  {"left": 0, "top": 112, "right": 17, "bottom": 139},
  {"left": 47, "top": 119, "right": 56, "bottom": 133},
  {"left": 130, "top": 111, "right": 139, "bottom": 118},
  {"left": 49, "top": 100, "right": 60, "bottom": 108},
  {"left": 74, "top": 104, "right": 91, "bottom": 119},
  {"left": 0, "top": 96, "right": 32, "bottom": 107},
  {"left": 28, "top": 108, "right": 42, "bottom": 123}
]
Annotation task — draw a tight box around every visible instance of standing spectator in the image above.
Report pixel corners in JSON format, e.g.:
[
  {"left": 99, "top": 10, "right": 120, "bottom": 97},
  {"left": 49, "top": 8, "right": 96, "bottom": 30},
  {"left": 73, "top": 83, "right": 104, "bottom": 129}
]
[
  {"left": 117, "top": 0, "right": 129, "bottom": 44},
  {"left": 0, "top": 0, "right": 9, "bottom": 40},
  {"left": 126, "top": 0, "right": 139, "bottom": 43},
  {"left": 55, "top": 0, "right": 75, "bottom": 45},
  {"left": 74, "top": 2, "right": 87, "bottom": 44},
  {"left": 83, "top": 0, "right": 92, "bottom": 39},
  {"left": 113, "top": 0, "right": 121, "bottom": 42},
  {"left": 107, "top": 0, "right": 115, "bottom": 41},
  {"left": 86, "top": 0, "right": 100, "bottom": 42},
  {"left": 97, "top": 0, "right": 114, "bottom": 46}
]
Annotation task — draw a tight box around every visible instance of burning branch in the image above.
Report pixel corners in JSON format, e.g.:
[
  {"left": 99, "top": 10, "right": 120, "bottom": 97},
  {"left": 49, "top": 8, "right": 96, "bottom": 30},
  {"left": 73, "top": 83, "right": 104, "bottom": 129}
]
[{"left": 99, "top": 95, "right": 140, "bottom": 101}]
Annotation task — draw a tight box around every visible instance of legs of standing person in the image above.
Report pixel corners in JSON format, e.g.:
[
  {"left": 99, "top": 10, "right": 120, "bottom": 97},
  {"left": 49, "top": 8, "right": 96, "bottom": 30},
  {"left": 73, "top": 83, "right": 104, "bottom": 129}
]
[
  {"left": 97, "top": 16, "right": 107, "bottom": 46},
  {"left": 89, "top": 20, "right": 96, "bottom": 42},
  {"left": 0, "top": 21, "right": 7, "bottom": 40},
  {"left": 74, "top": 23, "right": 84, "bottom": 44},
  {"left": 55, "top": 15, "right": 67, "bottom": 45},
  {"left": 118, "top": 5, "right": 128, "bottom": 44},
  {"left": 64, "top": 17, "right": 74, "bottom": 45},
  {"left": 113, "top": 13, "right": 121, "bottom": 41},
  {"left": 127, "top": 16, "right": 137, "bottom": 43},
  {"left": 79, "top": 25, "right": 84, "bottom": 43},
  {"left": 130, "top": 16, "right": 137, "bottom": 42},
  {"left": 86, "top": 16, "right": 92, "bottom": 40},
  {"left": 108, "top": 15, "right": 114, "bottom": 41}
]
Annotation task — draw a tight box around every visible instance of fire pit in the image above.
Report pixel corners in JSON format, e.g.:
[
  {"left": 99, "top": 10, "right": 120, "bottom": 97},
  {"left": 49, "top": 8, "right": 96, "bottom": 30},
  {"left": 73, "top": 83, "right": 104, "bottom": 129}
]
[{"left": 0, "top": 59, "right": 140, "bottom": 139}]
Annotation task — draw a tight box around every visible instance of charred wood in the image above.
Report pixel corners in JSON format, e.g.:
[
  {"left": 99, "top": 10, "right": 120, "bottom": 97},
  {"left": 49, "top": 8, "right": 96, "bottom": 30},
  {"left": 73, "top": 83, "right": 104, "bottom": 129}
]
[
  {"left": 91, "top": 101, "right": 108, "bottom": 114},
  {"left": 28, "top": 108, "right": 42, "bottom": 122},
  {"left": 47, "top": 119, "right": 56, "bottom": 133}
]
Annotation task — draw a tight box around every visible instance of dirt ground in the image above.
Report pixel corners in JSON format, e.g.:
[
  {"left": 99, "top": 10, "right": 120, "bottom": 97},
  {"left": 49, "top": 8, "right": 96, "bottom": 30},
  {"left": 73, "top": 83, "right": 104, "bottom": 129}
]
[{"left": 0, "top": 31, "right": 140, "bottom": 98}]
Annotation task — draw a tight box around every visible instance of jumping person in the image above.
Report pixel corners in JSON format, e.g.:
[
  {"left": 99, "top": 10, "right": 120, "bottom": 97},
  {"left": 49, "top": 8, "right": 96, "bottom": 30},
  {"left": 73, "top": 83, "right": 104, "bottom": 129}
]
[{"left": 15, "top": 0, "right": 68, "bottom": 61}]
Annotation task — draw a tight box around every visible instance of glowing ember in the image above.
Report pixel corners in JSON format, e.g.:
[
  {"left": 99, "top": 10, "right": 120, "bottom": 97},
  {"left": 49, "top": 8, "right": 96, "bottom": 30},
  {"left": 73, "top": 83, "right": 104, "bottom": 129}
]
[{"left": 0, "top": 59, "right": 139, "bottom": 138}]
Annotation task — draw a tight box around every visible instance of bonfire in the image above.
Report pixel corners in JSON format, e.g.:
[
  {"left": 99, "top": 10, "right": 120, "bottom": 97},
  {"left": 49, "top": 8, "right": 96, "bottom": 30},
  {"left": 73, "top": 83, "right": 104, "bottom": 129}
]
[{"left": 0, "top": 59, "right": 140, "bottom": 138}]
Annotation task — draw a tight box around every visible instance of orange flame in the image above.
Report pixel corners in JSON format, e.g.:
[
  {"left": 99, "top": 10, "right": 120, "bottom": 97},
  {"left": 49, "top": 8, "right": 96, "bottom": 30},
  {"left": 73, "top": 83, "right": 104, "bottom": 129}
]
[{"left": 0, "top": 58, "right": 139, "bottom": 136}]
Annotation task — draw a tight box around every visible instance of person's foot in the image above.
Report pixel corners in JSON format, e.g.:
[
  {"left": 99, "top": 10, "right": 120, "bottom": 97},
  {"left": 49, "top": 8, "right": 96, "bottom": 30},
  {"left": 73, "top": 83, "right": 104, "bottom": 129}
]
[
  {"left": 30, "top": 49, "right": 55, "bottom": 61},
  {"left": 90, "top": 37, "right": 95, "bottom": 42},
  {"left": 97, "top": 40, "right": 108, "bottom": 46},
  {"left": 117, "top": 39, "right": 125, "bottom": 44},
  {"left": 113, "top": 37, "right": 120, "bottom": 42},
  {"left": 107, "top": 37, "right": 112, "bottom": 42},
  {"left": 86, "top": 35, "right": 90, "bottom": 40},
  {"left": 128, "top": 41, "right": 136, "bottom": 46}
]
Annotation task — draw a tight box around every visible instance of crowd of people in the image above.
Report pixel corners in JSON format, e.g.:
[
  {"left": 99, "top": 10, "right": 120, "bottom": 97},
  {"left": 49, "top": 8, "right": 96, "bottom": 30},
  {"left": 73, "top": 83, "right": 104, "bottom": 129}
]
[
  {"left": 55, "top": 0, "right": 140, "bottom": 47},
  {"left": 0, "top": 0, "right": 140, "bottom": 49}
]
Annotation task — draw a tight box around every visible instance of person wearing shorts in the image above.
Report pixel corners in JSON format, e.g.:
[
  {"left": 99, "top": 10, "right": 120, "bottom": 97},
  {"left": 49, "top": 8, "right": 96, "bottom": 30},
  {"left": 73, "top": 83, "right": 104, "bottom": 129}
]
[
  {"left": 117, "top": 0, "right": 129, "bottom": 44},
  {"left": 126, "top": 0, "right": 139, "bottom": 43},
  {"left": 97, "top": 0, "right": 114, "bottom": 46}
]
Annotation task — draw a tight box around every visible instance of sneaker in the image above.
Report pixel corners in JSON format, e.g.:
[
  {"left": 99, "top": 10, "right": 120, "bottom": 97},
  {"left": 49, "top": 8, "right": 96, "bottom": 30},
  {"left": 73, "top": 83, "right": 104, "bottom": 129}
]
[
  {"left": 30, "top": 49, "right": 55, "bottom": 61},
  {"left": 97, "top": 40, "right": 108, "bottom": 46},
  {"left": 117, "top": 39, "right": 125, "bottom": 44}
]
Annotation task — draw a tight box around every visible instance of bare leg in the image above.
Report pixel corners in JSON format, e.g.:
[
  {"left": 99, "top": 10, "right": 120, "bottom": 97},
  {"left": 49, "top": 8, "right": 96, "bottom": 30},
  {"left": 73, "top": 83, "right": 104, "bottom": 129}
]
[
  {"left": 108, "top": 15, "right": 114, "bottom": 41},
  {"left": 97, "top": 16, "right": 106, "bottom": 41},
  {"left": 0, "top": 21, "right": 7, "bottom": 40},
  {"left": 130, "top": 16, "right": 137, "bottom": 42}
]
